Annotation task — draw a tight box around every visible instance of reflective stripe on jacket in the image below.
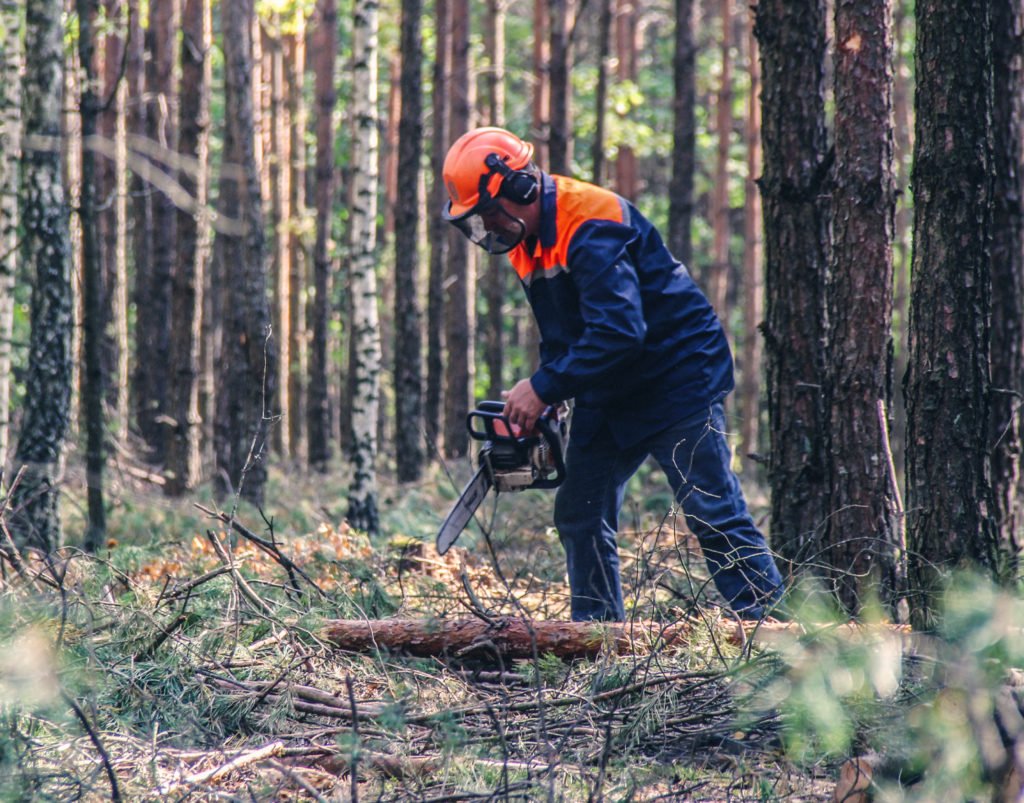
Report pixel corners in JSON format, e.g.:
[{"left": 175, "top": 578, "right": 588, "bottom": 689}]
[{"left": 508, "top": 172, "right": 734, "bottom": 448}]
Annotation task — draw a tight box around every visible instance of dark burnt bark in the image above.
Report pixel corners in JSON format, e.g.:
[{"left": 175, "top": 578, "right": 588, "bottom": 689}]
[
  {"left": 825, "top": 0, "right": 898, "bottom": 615},
  {"left": 906, "top": 0, "right": 997, "bottom": 626},
  {"left": 754, "top": 0, "right": 831, "bottom": 571}
]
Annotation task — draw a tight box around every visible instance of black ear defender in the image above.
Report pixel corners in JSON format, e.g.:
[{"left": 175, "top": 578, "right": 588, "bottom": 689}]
[{"left": 485, "top": 153, "right": 539, "bottom": 205}]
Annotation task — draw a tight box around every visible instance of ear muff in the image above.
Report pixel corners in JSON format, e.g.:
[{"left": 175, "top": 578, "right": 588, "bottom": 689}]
[{"left": 485, "top": 153, "right": 539, "bottom": 205}]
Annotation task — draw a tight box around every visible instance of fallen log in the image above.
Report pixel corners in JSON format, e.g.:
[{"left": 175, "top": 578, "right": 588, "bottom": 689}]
[{"left": 322, "top": 616, "right": 913, "bottom": 660}]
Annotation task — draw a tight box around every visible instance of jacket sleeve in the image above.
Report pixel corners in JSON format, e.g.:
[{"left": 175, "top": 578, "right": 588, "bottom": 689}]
[{"left": 529, "top": 220, "right": 647, "bottom": 403}]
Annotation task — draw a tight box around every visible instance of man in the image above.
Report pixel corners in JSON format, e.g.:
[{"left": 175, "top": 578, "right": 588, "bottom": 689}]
[{"left": 442, "top": 126, "right": 784, "bottom": 622}]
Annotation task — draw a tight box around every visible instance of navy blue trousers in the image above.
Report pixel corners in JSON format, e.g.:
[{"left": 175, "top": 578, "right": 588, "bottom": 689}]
[{"left": 553, "top": 403, "right": 784, "bottom": 621}]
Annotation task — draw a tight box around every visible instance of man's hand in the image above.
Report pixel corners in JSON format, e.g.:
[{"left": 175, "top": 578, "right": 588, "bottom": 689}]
[{"left": 502, "top": 379, "right": 547, "bottom": 433}]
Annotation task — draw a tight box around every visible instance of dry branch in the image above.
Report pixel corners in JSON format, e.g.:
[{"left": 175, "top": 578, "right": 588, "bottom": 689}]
[{"left": 323, "top": 616, "right": 914, "bottom": 659}]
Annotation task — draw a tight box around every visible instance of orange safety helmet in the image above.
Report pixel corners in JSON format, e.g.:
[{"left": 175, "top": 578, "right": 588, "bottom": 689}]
[
  {"left": 443, "top": 127, "right": 537, "bottom": 216},
  {"left": 442, "top": 128, "right": 538, "bottom": 254}
]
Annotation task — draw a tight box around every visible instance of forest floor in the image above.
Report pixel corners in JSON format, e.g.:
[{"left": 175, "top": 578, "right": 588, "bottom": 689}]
[{"left": 0, "top": 448, "right": 1019, "bottom": 801}]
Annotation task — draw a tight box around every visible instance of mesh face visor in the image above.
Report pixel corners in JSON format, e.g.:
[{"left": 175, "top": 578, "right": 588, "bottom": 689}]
[{"left": 443, "top": 198, "right": 526, "bottom": 255}]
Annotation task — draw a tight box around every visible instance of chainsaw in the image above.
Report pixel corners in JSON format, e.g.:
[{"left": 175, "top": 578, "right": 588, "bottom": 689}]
[{"left": 435, "top": 401, "right": 567, "bottom": 555}]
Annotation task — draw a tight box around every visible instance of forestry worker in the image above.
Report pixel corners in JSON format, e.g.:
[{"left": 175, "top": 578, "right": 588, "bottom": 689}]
[{"left": 441, "top": 126, "right": 784, "bottom": 622}]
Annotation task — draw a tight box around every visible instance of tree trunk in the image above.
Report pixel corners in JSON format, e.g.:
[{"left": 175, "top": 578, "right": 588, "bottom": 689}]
[
  {"left": 989, "top": 0, "right": 1023, "bottom": 576},
  {"left": 307, "top": 0, "right": 336, "bottom": 472},
  {"left": 136, "top": 0, "right": 179, "bottom": 463},
  {"left": 708, "top": 0, "right": 732, "bottom": 318},
  {"left": 425, "top": 0, "right": 450, "bottom": 457},
  {"left": 591, "top": 0, "right": 612, "bottom": 185},
  {"left": 825, "top": 0, "right": 898, "bottom": 615},
  {"left": 739, "top": 6, "right": 762, "bottom": 471},
  {"left": 285, "top": 23, "right": 307, "bottom": 464},
  {"left": 393, "top": 0, "right": 425, "bottom": 483},
  {"left": 523, "top": 0, "right": 547, "bottom": 373},
  {"left": 483, "top": 0, "right": 506, "bottom": 402},
  {"left": 613, "top": 0, "right": 637, "bottom": 198},
  {"left": 444, "top": 0, "right": 473, "bottom": 459},
  {"left": 906, "top": 0, "right": 997, "bottom": 627},
  {"left": 667, "top": 0, "right": 695, "bottom": 267},
  {"left": 165, "top": 0, "right": 211, "bottom": 496},
  {"left": 11, "top": 0, "right": 74, "bottom": 551},
  {"left": 323, "top": 616, "right": 911, "bottom": 660},
  {"left": 347, "top": 0, "right": 383, "bottom": 533},
  {"left": 268, "top": 18, "right": 291, "bottom": 458},
  {"left": 214, "top": 0, "right": 276, "bottom": 507},
  {"left": 0, "top": 0, "right": 21, "bottom": 482},
  {"left": 754, "top": 0, "right": 830, "bottom": 570},
  {"left": 78, "top": 0, "right": 107, "bottom": 551},
  {"left": 548, "top": 0, "right": 573, "bottom": 175}
]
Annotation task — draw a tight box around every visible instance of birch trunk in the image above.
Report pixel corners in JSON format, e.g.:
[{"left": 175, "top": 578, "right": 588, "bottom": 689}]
[
  {"left": 11, "top": 0, "right": 74, "bottom": 550},
  {"left": 0, "top": 0, "right": 21, "bottom": 482},
  {"left": 346, "top": 0, "right": 383, "bottom": 533}
]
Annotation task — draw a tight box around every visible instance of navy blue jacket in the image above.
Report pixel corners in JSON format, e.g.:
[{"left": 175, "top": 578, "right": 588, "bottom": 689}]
[{"left": 509, "top": 173, "right": 734, "bottom": 448}]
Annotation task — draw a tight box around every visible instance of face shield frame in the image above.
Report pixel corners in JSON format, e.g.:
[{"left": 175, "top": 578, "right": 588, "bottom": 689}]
[{"left": 443, "top": 195, "right": 527, "bottom": 255}]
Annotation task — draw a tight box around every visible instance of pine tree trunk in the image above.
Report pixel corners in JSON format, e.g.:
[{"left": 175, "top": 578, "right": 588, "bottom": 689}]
[
  {"left": 394, "top": 0, "right": 425, "bottom": 483},
  {"left": 11, "top": 0, "right": 74, "bottom": 551},
  {"left": 136, "top": 0, "right": 178, "bottom": 462},
  {"left": 425, "top": 0, "right": 450, "bottom": 457},
  {"left": 79, "top": 0, "right": 107, "bottom": 551},
  {"left": 825, "top": 0, "right": 898, "bottom": 615},
  {"left": 708, "top": 0, "right": 732, "bottom": 318},
  {"left": 307, "top": 0, "right": 336, "bottom": 472},
  {"left": 214, "top": 0, "right": 276, "bottom": 507},
  {"left": 613, "top": 0, "right": 636, "bottom": 197},
  {"left": 667, "top": 0, "right": 695, "bottom": 268},
  {"left": 483, "top": 0, "right": 506, "bottom": 402},
  {"left": 739, "top": 7, "right": 762, "bottom": 470},
  {"left": 548, "top": 0, "right": 572, "bottom": 175},
  {"left": 0, "top": 0, "right": 21, "bottom": 482},
  {"left": 906, "top": 0, "right": 997, "bottom": 626},
  {"left": 165, "top": 0, "right": 211, "bottom": 496},
  {"left": 754, "top": 0, "right": 830, "bottom": 568},
  {"left": 347, "top": 0, "right": 383, "bottom": 533},
  {"left": 591, "top": 0, "right": 612, "bottom": 185},
  {"left": 285, "top": 24, "right": 307, "bottom": 463},
  {"left": 444, "top": 0, "right": 472, "bottom": 459},
  {"left": 989, "top": 0, "right": 1023, "bottom": 575},
  {"left": 96, "top": 0, "right": 126, "bottom": 440},
  {"left": 266, "top": 19, "right": 292, "bottom": 459},
  {"left": 523, "top": 0, "right": 547, "bottom": 373}
]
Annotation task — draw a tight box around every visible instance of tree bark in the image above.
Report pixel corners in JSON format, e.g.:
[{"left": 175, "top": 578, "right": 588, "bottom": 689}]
[
  {"left": 825, "top": 0, "right": 898, "bottom": 615},
  {"left": 754, "top": 0, "right": 830, "bottom": 570},
  {"left": 347, "top": 0, "right": 383, "bottom": 533},
  {"left": 0, "top": 0, "right": 21, "bottom": 481},
  {"left": 906, "top": 0, "right": 997, "bottom": 626},
  {"left": 285, "top": 23, "right": 307, "bottom": 463},
  {"left": 708, "top": 0, "right": 732, "bottom": 319},
  {"left": 214, "top": 0, "right": 276, "bottom": 507},
  {"left": 165, "top": 0, "right": 211, "bottom": 496},
  {"left": 591, "top": 0, "right": 612, "bottom": 185},
  {"left": 135, "top": 0, "right": 179, "bottom": 463},
  {"left": 613, "top": 0, "right": 637, "bottom": 198},
  {"left": 667, "top": 0, "right": 695, "bottom": 267},
  {"left": 323, "top": 616, "right": 911, "bottom": 659},
  {"left": 393, "top": 0, "right": 425, "bottom": 483},
  {"left": 989, "top": 0, "right": 1023, "bottom": 576},
  {"left": 307, "top": 0, "right": 336, "bottom": 472},
  {"left": 444, "top": 0, "right": 473, "bottom": 459},
  {"left": 11, "top": 0, "right": 74, "bottom": 551},
  {"left": 79, "top": 0, "right": 107, "bottom": 551},
  {"left": 548, "top": 0, "right": 573, "bottom": 175},
  {"left": 739, "top": 7, "right": 762, "bottom": 469},
  {"left": 425, "top": 0, "right": 450, "bottom": 457},
  {"left": 483, "top": 0, "right": 506, "bottom": 403}
]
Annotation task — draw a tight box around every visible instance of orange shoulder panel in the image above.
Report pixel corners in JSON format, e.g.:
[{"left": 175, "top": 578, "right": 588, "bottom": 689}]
[{"left": 551, "top": 176, "right": 625, "bottom": 267}]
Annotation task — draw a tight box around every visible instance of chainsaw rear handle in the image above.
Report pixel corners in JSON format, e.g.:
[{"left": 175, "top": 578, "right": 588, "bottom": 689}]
[{"left": 466, "top": 401, "right": 566, "bottom": 489}]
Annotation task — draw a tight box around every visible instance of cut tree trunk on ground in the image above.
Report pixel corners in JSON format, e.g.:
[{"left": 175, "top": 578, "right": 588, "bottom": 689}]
[{"left": 322, "top": 617, "right": 912, "bottom": 660}]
